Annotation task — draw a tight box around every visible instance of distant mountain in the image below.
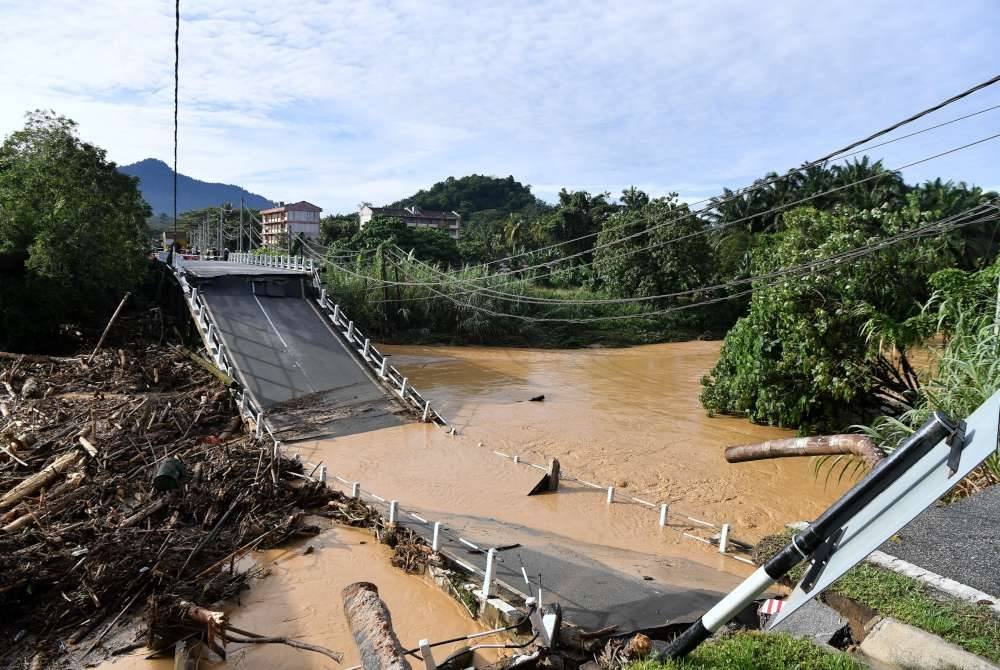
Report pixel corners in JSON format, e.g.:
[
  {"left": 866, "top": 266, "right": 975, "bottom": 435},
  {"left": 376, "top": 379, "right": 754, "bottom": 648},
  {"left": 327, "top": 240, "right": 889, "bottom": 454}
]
[{"left": 118, "top": 158, "right": 273, "bottom": 216}]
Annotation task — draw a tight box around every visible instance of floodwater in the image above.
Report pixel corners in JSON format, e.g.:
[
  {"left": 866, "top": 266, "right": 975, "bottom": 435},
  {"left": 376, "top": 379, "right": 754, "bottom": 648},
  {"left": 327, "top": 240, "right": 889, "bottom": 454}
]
[
  {"left": 95, "top": 524, "right": 490, "bottom": 670},
  {"left": 97, "top": 340, "right": 852, "bottom": 668},
  {"left": 375, "top": 340, "right": 851, "bottom": 540}
]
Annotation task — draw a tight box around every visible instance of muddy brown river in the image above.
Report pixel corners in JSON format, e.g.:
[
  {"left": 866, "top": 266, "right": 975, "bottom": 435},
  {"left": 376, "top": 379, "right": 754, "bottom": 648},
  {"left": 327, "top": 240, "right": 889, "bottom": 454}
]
[
  {"left": 98, "top": 341, "right": 850, "bottom": 668},
  {"left": 377, "top": 340, "right": 850, "bottom": 537}
]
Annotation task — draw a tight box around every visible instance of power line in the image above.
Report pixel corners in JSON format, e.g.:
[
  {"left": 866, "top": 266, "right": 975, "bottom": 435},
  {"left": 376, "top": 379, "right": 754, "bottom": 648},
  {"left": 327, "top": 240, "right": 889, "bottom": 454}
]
[
  {"left": 317, "top": 132, "right": 1000, "bottom": 296},
  {"left": 339, "top": 202, "right": 998, "bottom": 322},
  {"left": 812, "top": 73, "right": 1000, "bottom": 164},
  {"left": 455, "top": 86, "right": 1000, "bottom": 273},
  {"left": 172, "top": 0, "right": 179, "bottom": 238}
]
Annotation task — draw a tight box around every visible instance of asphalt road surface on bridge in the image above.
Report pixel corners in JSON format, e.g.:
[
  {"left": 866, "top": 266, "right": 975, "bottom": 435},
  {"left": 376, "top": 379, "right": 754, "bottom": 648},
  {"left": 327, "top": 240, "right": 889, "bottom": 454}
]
[{"left": 183, "top": 261, "right": 406, "bottom": 440}]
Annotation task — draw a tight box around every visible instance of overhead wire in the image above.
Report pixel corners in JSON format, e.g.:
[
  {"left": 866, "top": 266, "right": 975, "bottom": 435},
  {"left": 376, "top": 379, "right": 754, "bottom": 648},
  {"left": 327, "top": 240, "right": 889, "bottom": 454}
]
[
  {"left": 467, "top": 95, "right": 1000, "bottom": 273},
  {"left": 352, "top": 201, "right": 1000, "bottom": 322},
  {"left": 319, "top": 132, "right": 1000, "bottom": 298}
]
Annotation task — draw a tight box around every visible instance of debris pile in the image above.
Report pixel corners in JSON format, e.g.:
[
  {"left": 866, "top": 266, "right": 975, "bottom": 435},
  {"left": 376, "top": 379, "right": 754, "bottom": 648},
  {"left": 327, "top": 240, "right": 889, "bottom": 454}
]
[{"left": 0, "top": 318, "right": 337, "bottom": 665}]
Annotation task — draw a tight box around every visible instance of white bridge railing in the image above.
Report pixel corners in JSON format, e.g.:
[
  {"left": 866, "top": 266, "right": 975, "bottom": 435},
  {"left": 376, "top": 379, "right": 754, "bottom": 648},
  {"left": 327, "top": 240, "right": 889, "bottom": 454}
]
[
  {"left": 229, "top": 252, "right": 314, "bottom": 273},
  {"left": 226, "top": 252, "right": 445, "bottom": 425}
]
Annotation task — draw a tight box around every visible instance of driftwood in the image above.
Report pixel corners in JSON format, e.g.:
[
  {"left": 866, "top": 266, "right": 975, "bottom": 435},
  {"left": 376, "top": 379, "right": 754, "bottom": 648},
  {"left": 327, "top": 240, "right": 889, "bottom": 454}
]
[
  {"left": 724, "top": 434, "right": 884, "bottom": 468},
  {"left": 0, "top": 450, "right": 83, "bottom": 511},
  {"left": 87, "top": 292, "right": 131, "bottom": 364},
  {"left": 342, "top": 581, "right": 410, "bottom": 670},
  {"left": 0, "top": 311, "right": 342, "bottom": 665}
]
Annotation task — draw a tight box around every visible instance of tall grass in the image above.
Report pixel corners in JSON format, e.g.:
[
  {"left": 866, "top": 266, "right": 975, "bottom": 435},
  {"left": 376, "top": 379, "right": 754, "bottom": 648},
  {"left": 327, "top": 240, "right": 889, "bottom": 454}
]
[
  {"left": 833, "top": 264, "right": 1000, "bottom": 495},
  {"left": 856, "top": 312, "right": 1000, "bottom": 495}
]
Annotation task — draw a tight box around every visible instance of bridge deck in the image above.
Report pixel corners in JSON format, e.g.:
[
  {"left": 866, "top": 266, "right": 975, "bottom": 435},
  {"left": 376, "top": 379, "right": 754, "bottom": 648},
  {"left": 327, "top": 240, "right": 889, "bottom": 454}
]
[{"left": 185, "top": 263, "right": 405, "bottom": 440}]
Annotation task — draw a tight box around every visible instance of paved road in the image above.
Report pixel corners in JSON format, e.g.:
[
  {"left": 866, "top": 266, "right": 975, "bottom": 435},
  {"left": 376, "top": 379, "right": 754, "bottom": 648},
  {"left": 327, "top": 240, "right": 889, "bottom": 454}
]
[
  {"left": 881, "top": 485, "right": 1000, "bottom": 596},
  {"left": 189, "top": 268, "right": 405, "bottom": 440},
  {"left": 382, "top": 499, "right": 737, "bottom": 634}
]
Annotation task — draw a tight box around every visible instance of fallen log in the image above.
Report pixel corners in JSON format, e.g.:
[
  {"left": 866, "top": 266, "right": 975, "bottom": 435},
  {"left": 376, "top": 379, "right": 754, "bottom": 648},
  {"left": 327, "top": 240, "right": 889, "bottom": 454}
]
[
  {"left": 87, "top": 291, "right": 131, "bottom": 364},
  {"left": 342, "top": 581, "right": 410, "bottom": 670},
  {"left": 0, "top": 450, "right": 83, "bottom": 511},
  {"left": 724, "top": 434, "right": 884, "bottom": 468},
  {"left": 2, "top": 472, "right": 86, "bottom": 533}
]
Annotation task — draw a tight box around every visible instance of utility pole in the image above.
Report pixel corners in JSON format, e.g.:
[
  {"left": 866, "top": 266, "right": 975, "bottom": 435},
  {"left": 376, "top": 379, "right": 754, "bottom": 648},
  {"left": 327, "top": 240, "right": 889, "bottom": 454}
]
[{"left": 239, "top": 198, "right": 244, "bottom": 253}]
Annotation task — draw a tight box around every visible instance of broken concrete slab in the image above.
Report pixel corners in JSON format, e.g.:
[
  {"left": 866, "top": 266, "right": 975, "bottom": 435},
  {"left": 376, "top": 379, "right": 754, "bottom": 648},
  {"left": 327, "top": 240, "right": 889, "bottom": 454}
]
[{"left": 772, "top": 599, "right": 848, "bottom": 647}]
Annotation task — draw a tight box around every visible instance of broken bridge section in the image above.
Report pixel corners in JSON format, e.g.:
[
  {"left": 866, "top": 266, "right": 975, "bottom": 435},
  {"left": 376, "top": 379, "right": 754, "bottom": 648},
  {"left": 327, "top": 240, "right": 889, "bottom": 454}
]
[{"left": 165, "top": 257, "right": 412, "bottom": 441}]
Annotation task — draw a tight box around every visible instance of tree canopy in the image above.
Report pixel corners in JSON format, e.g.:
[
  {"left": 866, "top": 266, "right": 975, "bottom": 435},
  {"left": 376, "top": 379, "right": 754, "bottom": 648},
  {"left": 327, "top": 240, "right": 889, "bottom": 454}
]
[{"left": 0, "top": 111, "right": 150, "bottom": 349}]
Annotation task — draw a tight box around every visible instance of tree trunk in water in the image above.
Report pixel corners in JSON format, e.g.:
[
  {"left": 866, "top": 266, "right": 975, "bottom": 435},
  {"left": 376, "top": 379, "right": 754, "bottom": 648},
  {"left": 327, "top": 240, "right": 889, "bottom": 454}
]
[
  {"left": 342, "top": 581, "right": 411, "bottom": 670},
  {"left": 724, "top": 435, "right": 884, "bottom": 468}
]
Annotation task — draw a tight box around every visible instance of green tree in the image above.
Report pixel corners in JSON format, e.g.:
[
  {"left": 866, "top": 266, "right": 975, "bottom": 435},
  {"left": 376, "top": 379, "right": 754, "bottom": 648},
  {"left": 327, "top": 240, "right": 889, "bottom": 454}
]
[
  {"left": 0, "top": 111, "right": 151, "bottom": 349},
  {"left": 701, "top": 205, "right": 956, "bottom": 431},
  {"left": 348, "top": 216, "right": 459, "bottom": 267},
  {"left": 593, "top": 194, "right": 714, "bottom": 301}
]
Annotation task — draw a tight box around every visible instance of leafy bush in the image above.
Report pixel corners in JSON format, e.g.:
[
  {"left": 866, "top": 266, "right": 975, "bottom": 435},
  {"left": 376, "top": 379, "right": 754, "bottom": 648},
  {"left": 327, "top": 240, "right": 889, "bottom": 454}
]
[
  {"left": 856, "top": 260, "right": 1000, "bottom": 492},
  {"left": 701, "top": 205, "right": 955, "bottom": 432}
]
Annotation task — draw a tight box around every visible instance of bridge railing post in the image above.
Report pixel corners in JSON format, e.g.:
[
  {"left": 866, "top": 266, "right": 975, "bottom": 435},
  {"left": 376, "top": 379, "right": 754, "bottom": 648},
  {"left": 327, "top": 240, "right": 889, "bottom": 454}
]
[
  {"left": 378, "top": 356, "right": 388, "bottom": 379},
  {"left": 399, "top": 377, "right": 408, "bottom": 398},
  {"left": 482, "top": 548, "right": 496, "bottom": 599},
  {"left": 362, "top": 338, "right": 370, "bottom": 361},
  {"left": 346, "top": 320, "right": 355, "bottom": 342},
  {"left": 422, "top": 400, "right": 431, "bottom": 423},
  {"left": 333, "top": 304, "right": 341, "bottom": 325}
]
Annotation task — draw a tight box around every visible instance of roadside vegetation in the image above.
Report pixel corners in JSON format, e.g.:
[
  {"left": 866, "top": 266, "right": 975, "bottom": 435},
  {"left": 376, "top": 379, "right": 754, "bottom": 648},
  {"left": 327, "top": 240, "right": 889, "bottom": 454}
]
[
  {"left": 626, "top": 632, "right": 862, "bottom": 670},
  {"left": 315, "top": 170, "right": 997, "bottom": 438},
  {"left": 855, "top": 258, "right": 1000, "bottom": 491},
  {"left": 835, "top": 563, "right": 1000, "bottom": 663}
]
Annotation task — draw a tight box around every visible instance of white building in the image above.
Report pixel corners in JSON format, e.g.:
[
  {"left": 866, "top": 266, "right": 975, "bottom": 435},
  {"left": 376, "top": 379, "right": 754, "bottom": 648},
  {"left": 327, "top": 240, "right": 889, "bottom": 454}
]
[{"left": 261, "top": 201, "right": 322, "bottom": 248}]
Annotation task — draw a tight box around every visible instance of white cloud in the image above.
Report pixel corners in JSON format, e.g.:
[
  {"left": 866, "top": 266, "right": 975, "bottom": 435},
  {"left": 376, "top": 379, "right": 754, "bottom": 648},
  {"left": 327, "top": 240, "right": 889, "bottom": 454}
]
[{"left": 1, "top": 0, "right": 998, "bottom": 212}]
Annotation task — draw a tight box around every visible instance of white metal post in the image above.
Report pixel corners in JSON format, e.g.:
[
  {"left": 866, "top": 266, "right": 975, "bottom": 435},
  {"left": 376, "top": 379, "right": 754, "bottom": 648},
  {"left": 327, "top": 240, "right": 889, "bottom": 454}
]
[
  {"left": 482, "top": 548, "right": 496, "bottom": 598},
  {"left": 346, "top": 320, "right": 355, "bottom": 342},
  {"left": 388, "top": 500, "right": 398, "bottom": 524},
  {"left": 320, "top": 288, "right": 328, "bottom": 307},
  {"left": 379, "top": 357, "right": 388, "bottom": 378},
  {"left": 333, "top": 304, "right": 341, "bottom": 324},
  {"left": 399, "top": 377, "right": 408, "bottom": 398},
  {"left": 351, "top": 481, "right": 360, "bottom": 498},
  {"left": 432, "top": 522, "right": 441, "bottom": 552},
  {"left": 719, "top": 523, "right": 730, "bottom": 554},
  {"left": 422, "top": 401, "right": 431, "bottom": 422},
  {"left": 418, "top": 640, "right": 436, "bottom": 670},
  {"left": 318, "top": 465, "right": 327, "bottom": 484},
  {"left": 606, "top": 486, "right": 615, "bottom": 504},
  {"left": 525, "top": 597, "right": 552, "bottom": 647},
  {"left": 362, "top": 338, "right": 370, "bottom": 360},
  {"left": 659, "top": 504, "right": 669, "bottom": 527}
]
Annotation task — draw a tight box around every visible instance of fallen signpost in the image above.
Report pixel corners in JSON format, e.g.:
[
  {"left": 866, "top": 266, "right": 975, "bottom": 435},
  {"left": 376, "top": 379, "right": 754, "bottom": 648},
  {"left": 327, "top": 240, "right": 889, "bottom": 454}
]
[{"left": 664, "top": 390, "right": 1000, "bottom": 659}]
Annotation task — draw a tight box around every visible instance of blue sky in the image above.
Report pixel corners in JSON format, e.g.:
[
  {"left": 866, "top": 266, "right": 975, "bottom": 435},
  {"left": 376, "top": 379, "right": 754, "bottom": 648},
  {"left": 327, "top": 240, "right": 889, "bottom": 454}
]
[{"left": 0, "top": 1, "right": 997, "bottom": 213}]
